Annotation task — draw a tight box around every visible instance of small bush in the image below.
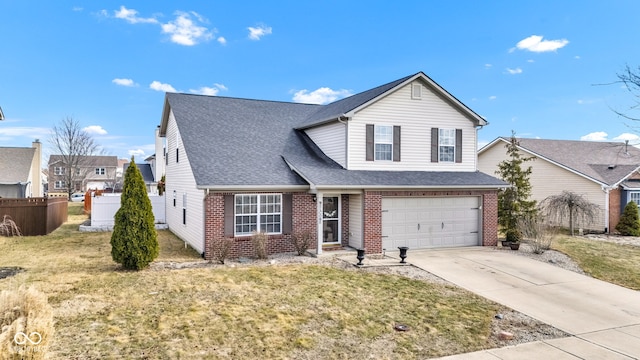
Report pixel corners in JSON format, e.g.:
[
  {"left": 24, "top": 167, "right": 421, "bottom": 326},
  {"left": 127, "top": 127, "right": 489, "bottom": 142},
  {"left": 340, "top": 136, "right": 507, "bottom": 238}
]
[
  {"left": 518, "top": 214, "right": 556, "bottom": 254},
  {"left": 505, "top": 228, "right": 522, "bottom": 243},
  {"left": 290, "top": 230, "right": 314, "bottom": 256},
  {"left": 0, "top": 286, "right": 53, "bottom": 360},
  {"left": 616, "top": 201, "right": 640, "bottom": 236},
  {"left": 211, "top": 238, "right": 234, "bottom": 264},
  {"left": 251, "top": 231, "right": 268, "bottom": 260},
  {"left": 0, "top": 215, "right": 22, "bottom": 237}
]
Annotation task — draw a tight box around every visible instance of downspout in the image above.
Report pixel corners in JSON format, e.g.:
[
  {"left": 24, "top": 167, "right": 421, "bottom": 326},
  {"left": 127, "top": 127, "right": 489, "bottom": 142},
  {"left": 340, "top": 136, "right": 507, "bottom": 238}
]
[
  {"left": 602, "top": 186, "right": 611, "bottom": 233},
  {"left": 316, "top": 191, "right": 323, "bottom": 255}
]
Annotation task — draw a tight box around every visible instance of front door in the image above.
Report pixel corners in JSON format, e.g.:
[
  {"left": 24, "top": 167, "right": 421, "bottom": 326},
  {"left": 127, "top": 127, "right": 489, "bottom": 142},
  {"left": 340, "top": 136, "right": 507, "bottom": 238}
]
[{"left": 322, "top": 196, "right": 340, "bottom": 243}]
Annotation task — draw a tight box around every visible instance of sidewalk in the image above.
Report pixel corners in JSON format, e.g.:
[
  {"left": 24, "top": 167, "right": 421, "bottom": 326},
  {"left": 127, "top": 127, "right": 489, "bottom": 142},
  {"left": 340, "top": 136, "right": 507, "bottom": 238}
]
[{"left": 400, "top": 247, "right": 640, "bottom": 359}]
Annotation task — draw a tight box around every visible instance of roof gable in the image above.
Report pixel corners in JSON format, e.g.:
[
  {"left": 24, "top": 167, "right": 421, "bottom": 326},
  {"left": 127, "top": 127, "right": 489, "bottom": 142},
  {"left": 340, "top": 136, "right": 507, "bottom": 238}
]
[
  {"left": 0, "top": 147, "right": 35, "bottom": 183},
  {"left": 297, "top": 72, "right": 487, "bottom": 129}
]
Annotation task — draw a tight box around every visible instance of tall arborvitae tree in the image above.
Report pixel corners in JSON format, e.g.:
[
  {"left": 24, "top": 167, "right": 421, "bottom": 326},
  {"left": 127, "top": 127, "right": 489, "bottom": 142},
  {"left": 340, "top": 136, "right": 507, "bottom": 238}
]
[
  {"left": 616, "top": 201, "right": 640, "bottom": 236},
  {"left": 110, "top": 158, "right": 158, "bottom": 270},
  {"left": 496, "top": 131, "right": 537, "bottom": 238}
]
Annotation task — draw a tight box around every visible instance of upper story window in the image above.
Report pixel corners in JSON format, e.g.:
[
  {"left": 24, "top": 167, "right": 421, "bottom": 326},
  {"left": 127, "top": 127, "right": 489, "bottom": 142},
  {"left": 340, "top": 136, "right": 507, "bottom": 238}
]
[
  {"left": 95, "top": 168, "right": 105, "bottom": 175},
  {"left": 54, "top": 180, "right": 65, "bottom": 189},
  {"left": 439, "top": 129, "right": 456, "bottom": 162},
  {"left": 374, "top": 125, "right": 393, "bottom": 161},
  {"left": 235, "top": 194, "right": 282, "bottom": 236},
  {"left": 54, "top": 167, "right": 65, "bottom": 175}
]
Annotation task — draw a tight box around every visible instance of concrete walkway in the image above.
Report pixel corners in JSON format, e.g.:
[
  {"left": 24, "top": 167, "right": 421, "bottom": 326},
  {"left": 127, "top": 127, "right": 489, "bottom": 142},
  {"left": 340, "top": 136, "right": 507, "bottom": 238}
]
[{"left": 400, "top": 247, "right": 640, "bottom": 359}]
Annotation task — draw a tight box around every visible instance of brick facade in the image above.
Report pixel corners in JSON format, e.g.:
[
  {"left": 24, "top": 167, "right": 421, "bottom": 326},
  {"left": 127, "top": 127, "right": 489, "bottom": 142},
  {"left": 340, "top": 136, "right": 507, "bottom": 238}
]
[
  {"left": 361, "top": 190, "right": 500, "bottom": 253},
  {"left": 204, "top": 192, "right": 317, "bottom": 260},
  {"left": 609, "top": 188, "right": 621, "bottom": 234},
  {"left": 202, "top": 189, "right": 499, "bottom": 260}
]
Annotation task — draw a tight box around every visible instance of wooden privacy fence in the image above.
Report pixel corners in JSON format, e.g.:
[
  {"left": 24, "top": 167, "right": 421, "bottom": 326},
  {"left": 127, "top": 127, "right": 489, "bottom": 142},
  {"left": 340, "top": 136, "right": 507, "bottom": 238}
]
[{"left": 0, "top": 197, "right": 68, "bottom": 236}]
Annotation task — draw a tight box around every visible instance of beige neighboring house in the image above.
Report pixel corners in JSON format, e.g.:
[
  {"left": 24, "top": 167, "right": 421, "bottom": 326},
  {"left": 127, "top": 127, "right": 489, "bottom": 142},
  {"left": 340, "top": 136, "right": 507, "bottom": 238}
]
[
  {"left": 48, "top": 155, "right": 118, "bottom": 193},
  {"left": 478, "top": 137, "right": 640, "bottom": 233},
  {"left": 0, "top": 140, "right": 43, "bottom": 198}
]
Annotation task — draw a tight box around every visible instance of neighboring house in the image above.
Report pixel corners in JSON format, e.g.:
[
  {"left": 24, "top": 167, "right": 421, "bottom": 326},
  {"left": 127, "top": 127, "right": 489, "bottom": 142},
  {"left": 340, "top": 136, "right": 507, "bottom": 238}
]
[
  {"left": 478, "top": 137, "right": 640, "bottom": 233},
  {"left": 48, "top": 155, "right": 118, "bottom": 193},
  {"left": 157, "top": 72, "right": 506, "bottom": 259},
  {"left": 0, "top": 140, "right": 43, "bottom": 198},
  {"left": 123, "top": 163, "right": 158, "bottom": 194}
]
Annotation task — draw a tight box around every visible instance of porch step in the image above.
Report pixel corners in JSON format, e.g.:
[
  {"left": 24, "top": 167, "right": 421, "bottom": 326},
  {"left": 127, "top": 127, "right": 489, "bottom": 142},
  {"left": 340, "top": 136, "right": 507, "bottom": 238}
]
[{"left": 322, "top": 245, "right": 345, "bottom": 251}]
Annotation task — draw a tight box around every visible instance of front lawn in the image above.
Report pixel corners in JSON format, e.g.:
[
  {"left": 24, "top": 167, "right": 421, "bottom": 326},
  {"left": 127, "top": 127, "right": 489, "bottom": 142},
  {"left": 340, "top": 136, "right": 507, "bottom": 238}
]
[
  {"left": 553, "top": 235, "right": 640, "bottom": 290},
  {"left": 0, "top": 204, "right": 520, "bottom": 358}
]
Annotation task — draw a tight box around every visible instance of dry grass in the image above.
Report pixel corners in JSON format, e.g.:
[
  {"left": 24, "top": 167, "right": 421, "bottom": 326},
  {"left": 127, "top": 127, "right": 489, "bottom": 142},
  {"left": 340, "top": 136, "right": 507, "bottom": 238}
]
[
  {"left": 0, "top": 203, "right": 509, "bottom": 359},
  {"left": 553, "top": 236, "right": 640, "bottom": 290}
]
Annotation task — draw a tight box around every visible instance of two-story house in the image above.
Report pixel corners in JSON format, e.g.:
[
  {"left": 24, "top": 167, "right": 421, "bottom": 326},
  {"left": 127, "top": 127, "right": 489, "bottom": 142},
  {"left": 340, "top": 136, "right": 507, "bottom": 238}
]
[
  {"left": 48, "top": 155, "right": 118, "bottom": 194},
  {"left": 157, "top": 72, "right": 506, "bottom": 259}
]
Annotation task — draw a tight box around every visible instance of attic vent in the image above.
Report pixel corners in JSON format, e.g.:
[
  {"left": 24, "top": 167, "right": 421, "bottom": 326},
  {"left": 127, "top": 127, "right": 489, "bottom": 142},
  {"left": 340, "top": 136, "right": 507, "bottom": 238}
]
[
  {"left": 412, "top": 84, "right": 422, "bottom": 99},
  {"left": 608, "top": 164, "right": 617, "bottom": 170}
]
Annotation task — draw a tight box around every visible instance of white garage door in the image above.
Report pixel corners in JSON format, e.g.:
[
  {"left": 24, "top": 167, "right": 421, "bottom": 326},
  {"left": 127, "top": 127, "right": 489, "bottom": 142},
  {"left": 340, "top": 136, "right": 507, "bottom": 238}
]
[{"left": 381, "top": 197, "right": 480, "bottom": 250}]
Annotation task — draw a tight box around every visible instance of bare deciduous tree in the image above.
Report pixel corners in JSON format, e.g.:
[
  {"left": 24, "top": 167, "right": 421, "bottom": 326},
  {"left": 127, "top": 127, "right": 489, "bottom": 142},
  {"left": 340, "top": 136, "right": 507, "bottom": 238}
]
[
  {"left": 615, "top": 65, "right": 640, "bottom": 121},
  {"left": 540, "top": 191, "right": 600, "bottom": 236},
  {"left": 49, "top": 117, "right": 100, "bottom": 199}
]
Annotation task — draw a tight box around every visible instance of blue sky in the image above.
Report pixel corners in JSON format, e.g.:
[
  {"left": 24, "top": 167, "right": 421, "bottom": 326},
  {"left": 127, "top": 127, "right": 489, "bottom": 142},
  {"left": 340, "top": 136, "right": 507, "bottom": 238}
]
[{"left": 2, "top": 1, "right": 640, "bottom": 161}]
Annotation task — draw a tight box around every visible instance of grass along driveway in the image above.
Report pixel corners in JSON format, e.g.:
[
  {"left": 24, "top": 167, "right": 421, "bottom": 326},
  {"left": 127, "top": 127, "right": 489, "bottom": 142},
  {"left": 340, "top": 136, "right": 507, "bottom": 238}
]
[
  {"left": 0, "top": 203, "right": 561, "bottom": 359},
  {"left": 553, "top": 235, "right": 640, "bottom": 290}
]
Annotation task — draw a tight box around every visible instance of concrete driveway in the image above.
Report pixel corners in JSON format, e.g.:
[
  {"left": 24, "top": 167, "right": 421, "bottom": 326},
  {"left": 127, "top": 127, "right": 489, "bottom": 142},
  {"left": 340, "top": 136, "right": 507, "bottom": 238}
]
[{"left": 404, "top": 247, "right": 640, "bottom": 359}]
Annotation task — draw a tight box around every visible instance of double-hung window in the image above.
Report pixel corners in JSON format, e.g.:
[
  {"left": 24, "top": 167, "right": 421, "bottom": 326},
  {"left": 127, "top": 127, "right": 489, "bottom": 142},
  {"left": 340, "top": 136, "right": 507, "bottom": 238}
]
[
  {"left": 54, "top": 167, "right": 65, "bottom": 175},
  {"left": 95, "top": 168, "right": 105, "bottom": 175},
  {"left": 438, "top": 129, "right": 456, "bottom": 162},
  {"left": 374, "top": 125, "right": 393, "bottom": 161},
  {"left": 235, "top": 194, "right": 282, "bottom": 235},
  {"left": 54, "top": 180, "right": 65, "bottom": 189},
  {"left": 630, "top": 192, "right": 640, "bottom": 207}
]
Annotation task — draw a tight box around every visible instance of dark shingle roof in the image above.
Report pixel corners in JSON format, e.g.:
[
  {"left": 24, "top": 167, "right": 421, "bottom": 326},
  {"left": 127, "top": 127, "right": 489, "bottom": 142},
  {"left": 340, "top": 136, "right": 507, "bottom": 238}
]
[
  {"left": 504, "top": 138, "right": 640, "bottom": 186},
  {"left": 48, "top": 155, "right": 118, "bottom": 167},
  {"left": 0, "top": 147, "right": 35, "bottom": 183},
  {"left": 124, "top": 163, "right": 156, "bottom": 183},
  {"left": 297, "top": 74, "right": 415, "bottom": 128}
]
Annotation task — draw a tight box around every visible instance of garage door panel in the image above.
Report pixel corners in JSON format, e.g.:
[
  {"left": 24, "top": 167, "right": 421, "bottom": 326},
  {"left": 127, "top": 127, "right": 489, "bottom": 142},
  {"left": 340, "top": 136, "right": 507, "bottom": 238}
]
[{"left": 382, "top": 197, "right": 480, "bottom": 250}]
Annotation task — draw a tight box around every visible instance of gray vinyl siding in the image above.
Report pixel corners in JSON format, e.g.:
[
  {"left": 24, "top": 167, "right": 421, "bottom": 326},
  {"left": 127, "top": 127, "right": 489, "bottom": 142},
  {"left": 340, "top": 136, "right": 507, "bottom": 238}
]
[
  {"left": 305, "top": 122, "right": 347, "bottom": 167},
  {"left": 165, "top": 110, "right": 206, "bottom": 254},
  {"left": 347, "top": 81, "right": 477, "bottom": 171},
  {"left": 478, "top": 142, "right": 607, "bottom": 230}
]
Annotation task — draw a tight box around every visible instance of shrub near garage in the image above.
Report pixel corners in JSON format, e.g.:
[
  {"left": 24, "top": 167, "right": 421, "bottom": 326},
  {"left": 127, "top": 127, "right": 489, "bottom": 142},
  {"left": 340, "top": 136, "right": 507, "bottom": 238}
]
[{"left": 616, "top": 201, "right": 640, "bottom": 236}]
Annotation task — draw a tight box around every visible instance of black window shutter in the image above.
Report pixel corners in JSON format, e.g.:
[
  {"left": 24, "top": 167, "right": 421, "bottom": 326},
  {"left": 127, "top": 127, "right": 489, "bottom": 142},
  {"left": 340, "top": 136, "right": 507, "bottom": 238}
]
[
  {"left": 224, "top": 195, "right": 234, "bottom": 237},
  {"left": 455, "top": 129, "right": 463, "bottom": 163},
  {"left": 282, "top": 194, "right": 292, "bottom": 234},
  {"left": 393, "top": 126, "right": 401, "bottom": 162},
  {"left": 431, "top": 128, "right": 439, "bottom": 163},
  {"left": 176, "top": 148, "right": 179, "bottom": 163},
  {"left": 366, "top": 124, "right": 374, "bottom": 161}
]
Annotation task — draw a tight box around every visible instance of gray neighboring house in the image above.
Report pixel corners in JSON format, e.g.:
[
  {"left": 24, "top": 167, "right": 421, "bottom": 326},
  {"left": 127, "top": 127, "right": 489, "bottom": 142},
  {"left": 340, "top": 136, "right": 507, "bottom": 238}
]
[
  {"left": 478, "top": 137, "right": 640, "bottom": 233},
  {"left": 0, "top": 140, "right": 43, "bottom": 198},
  {"left": 157, "top": 71, "right": 507, "bottom": 259}
]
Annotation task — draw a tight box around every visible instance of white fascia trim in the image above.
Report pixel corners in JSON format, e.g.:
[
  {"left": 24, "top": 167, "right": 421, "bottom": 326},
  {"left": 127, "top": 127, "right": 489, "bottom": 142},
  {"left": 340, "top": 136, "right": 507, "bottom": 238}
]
[
  {"left": 611, "top": 165, "right": 640, "bottom": 188},
  {"left": 314, "top": 184, "right": 507, "bottom": 191},
  {"left": 196, "top": 185, "right": 310, "bottom": 191}
]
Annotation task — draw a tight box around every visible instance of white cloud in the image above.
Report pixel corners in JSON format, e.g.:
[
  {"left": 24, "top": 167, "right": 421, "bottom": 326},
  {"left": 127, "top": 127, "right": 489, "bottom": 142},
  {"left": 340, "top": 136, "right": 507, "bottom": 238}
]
[
  {"left": 580, "top": 131, "right": 608, "bottom": 141},
  {"left": 114, "top": 6, "right": 158, "bottom": 24},
  {"left": 189, "top": 83, "right": 228, "bottom": 96},
  {"left": 292, "top": 87, "right": 353, "bottom": 105},
  {"left": 527, "top": 59, "right": 535, "bottom": 63},
  {"left": 489, "top": 95, "right": 497, "bottom": 100},
  {"left": 613, "top": 133, "right": 640, "bottom": 142},
  {"left": 72, "top": 7, "right": 83, "bottom": 12},
  {"left": 248, "top": 25, "right": 272, "bottom": 40},
  {"left": 150, "top": 81, "right": 176, "bottom": 92},
  {"left": 484, "top": 64, "right": 492, "bottom": 69},
  {"left": 506, "top": 67, "right": 523, "bottom": 75},
  {"left": 83, "top": 125, "right": 108, "bottom": 135},
  {"left": 515, "top": 35, "right": 569, "bottom": 53},
  {"left": 574, "top": 55, "right": 581, "bottom": 60},
  {"left": 128, "top": 149, "right": 146, "bottom": 158},
  {"left": 217, "top": 36, "right": 227, "bottom": 45},
  {"left": 112, "top": 78, "right": 137, "bottom": 87},
  {"left": 161, "top": 11, "right": 213, "bottom": 46}
]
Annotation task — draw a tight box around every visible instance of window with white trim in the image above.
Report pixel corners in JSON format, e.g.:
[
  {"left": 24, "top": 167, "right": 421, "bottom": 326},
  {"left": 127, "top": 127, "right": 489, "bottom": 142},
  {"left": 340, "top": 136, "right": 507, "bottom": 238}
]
[
  {"left": 630, "top": 192, "right": 640, "bottom": 207},
  {"left": 95, "top": 167, "right": 105, "bottom": 175},
  {"left": 374, "top": 125, "right": 393, "bottom": 161},
  {"left": 54, "top": 167, "right": 65, "bottom": 175},
  {"left": 54, "top": 180, "right": 65, "bottom": 189},
  {"left": 439, "top": 128, "right": 455, "bottom": 162},
  {"left": 235, "top": 194, "right": 282, "bottom": 235}
]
